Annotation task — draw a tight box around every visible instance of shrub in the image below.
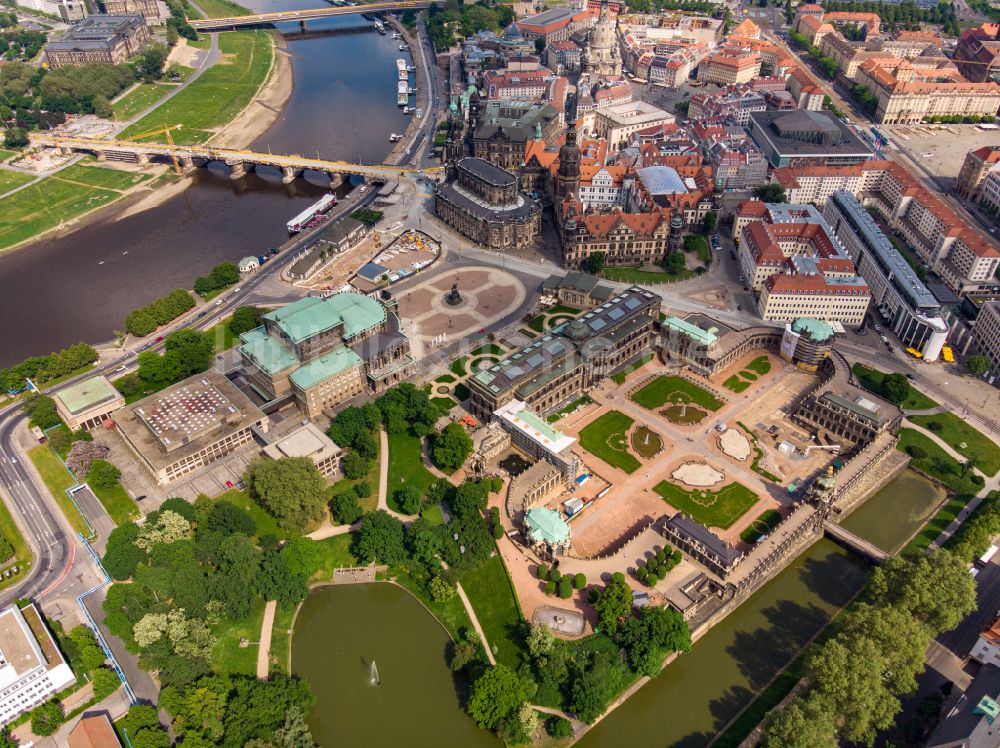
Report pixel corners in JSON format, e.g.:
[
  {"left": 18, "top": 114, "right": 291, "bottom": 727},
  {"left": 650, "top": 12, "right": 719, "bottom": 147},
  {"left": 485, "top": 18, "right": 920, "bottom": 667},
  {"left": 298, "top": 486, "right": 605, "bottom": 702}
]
[
  {"left": 536, "top": 564, "right": 549, "bottom": 581},
  {"left": 655, "top": 548, "right": 666, "bottom": 563},
  {"left": 636, "top": 567, "right": 648, "bottom": 583},
  {"left": 492, "top": 522, "right": 503, "bottom": 540},
  {"left": 491, "top": 476, "right": 503, "bottom": 492},
  {"left": 574, "top": 572, "right": 586, "bottom": 590},
  {"left": 547, "top": 716, "right": 572, "bottom": 738},
  {"left": 587, "top": 587, "right": 601, "bottom": 604},
  {"left": 545, "top": 580, "right": 556, "bottom": 596},
  {"left": 66, "top": 440, "right": 110, "bottom": 477},
  {"left": 30, "top": 700, "right": 63, "bottom": 737},
  {"left": 87, "top": 459, "right": 121, "bottom": 490},
  {"left": 549, "top": 568, "right": 561, "bottom": 583},
  {"left": 973, "top": 475, "right": 986, "bottom": 487},
  {"left": 558, "top": 576, "right": 573, "bottom": 599},
  {"left": 656, "top": 566, "right": 668, "bottom": 580},
  {"left": 907, "top": 445, "right": 928, "bottom": 460},
  {"left": 927, "top": 420, "right": 943, "bottom": 432}
]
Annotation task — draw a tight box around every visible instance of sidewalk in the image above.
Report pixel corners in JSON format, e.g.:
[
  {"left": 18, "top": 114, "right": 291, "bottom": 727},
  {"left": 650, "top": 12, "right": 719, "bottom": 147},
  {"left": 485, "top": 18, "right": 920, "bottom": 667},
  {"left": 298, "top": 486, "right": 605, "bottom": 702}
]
[{"left": 256, "top": 599, "right": 277, "bottom": 679}]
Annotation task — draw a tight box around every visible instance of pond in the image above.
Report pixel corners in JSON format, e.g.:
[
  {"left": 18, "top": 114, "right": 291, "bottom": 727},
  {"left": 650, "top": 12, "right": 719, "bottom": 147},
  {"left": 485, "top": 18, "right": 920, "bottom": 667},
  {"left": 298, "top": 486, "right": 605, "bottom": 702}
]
[
  {"left": 291, "top": 583, "right": 497, "bottom": 748},
  {"left": 840, "top": 470, "right": 945, "bottom": 554}
]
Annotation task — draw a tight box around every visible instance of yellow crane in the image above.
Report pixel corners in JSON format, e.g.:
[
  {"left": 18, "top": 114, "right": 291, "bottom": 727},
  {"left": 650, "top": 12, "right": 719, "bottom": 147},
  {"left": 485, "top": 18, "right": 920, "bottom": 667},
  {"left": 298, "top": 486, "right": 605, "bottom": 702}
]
[{"left": 120, "top": 124, "right": 184, "bottom": 175}]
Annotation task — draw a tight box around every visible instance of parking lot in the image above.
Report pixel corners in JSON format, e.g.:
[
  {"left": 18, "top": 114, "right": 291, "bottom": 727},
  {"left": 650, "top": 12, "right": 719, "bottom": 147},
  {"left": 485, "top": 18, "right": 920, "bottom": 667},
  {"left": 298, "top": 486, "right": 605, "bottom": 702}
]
[{"left": 881, "top": 124, "right": 1000, "bottom": 185}]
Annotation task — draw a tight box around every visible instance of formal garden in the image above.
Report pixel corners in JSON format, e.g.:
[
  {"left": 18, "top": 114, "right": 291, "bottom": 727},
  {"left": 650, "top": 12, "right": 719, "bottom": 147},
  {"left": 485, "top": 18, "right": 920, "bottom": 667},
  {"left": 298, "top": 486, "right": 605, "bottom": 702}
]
[
  {"left": 739, "top": 508, "right": 783, "bottom": 544},
  {"left": 722, "top": 356, "right": 772, "bottom": 393},
  {"left": 630, "top": 374, "right": 725, "bottom": 425},
  {"left": 653, "top": 479, "right": 759, "bottom": 530},
  {"left": 578, "top": 410, "right": 643, "bottom": 474}
]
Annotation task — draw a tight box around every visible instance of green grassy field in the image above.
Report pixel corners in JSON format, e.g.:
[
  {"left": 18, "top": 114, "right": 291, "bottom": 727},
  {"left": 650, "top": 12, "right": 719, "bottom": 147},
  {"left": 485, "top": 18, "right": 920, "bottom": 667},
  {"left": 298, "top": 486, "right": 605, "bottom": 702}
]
[
  {"left": 0, "top": 178, "right": 119, "bottom": 251},
  {"left": 549, "top": 305, "right": 581, "bottom": 316},
  {"left": 631, "top": 375, "right": 724, "bottom": 411},
  {"left": 903, "top": 493, "right": 974, "bottom": 555},
  {"left": 897, "top": 428, "right": 981, "bottom": 494},
  {"left": 470, "top": 343, "right": 504, "bottom": 356},
  {"left": 0, "top": 149, "right": 18, "bottom": 161},
  {"left": 454, "top": 383, "right": 470, "bottom": 402},
  {"left": 631, "top": 426, "right": 663, "bottom": 459},
  {"left": 740, "top": 508, "right": 782, "bottom": 543},
  {"left": 528, "top": 315, "right": 546, "bottom": 332},
  {"left": 28, "top": 446, "right": 89, "bottom": 535},
  {"left": 58, "top": 164, "right": 152, "bottom": 191},
  {"left": 433, "top": 373, "right": 456, "bottom": 385},
  {"left": 460, "top": 554, "right": 523, "bottom": 669},
  {"left": 654, "top": 480, "right": 759, "bottom": 529},
  {"left": 113, "top": 83, "right": 173, "bottom": 121},
  {"left": 547, "top": 394, "right": 594, "bottom": 423},
  {"left": 121, "top": 31, "right": 274, "bottom": 145},
  {"left": 852, "top": 364, "right": 938, "bottom": 410},
  {"left": 602, "top": 266, "right": 693, "bottom": 283},
  {"left": 449, "top": 356, "right": 468, "bottom": 377},
  {"left": 610, "top": 353, "right": 653, "bottom": 385},
  {"left": 578, "top": 410, "right": 641, "bottom": 473},
  {"left": 0, "top": 170, "right": 34, "bottom": 197},
  {"left": 0, "top": 494, "right": 30, "bottom": 590},
  {"left": 212, "top": 597, "right": 267, "bottom": 675},
  {"left": 909, "top": 412, "right": 1000, "bottom": 477},
  {"left": 92, "top": 482, "right": 140, "bottom": 525},
  {"left": 195, "top": 0, "right": 251, "bottom": 17},
  {"left": 386, "top": 429, "right": 436, "bottom": 512},
  {"left": 723, "top": 375, "right": 751, "bottom": 393},
  {"left": 746, "top": 356, "right": 771, "bottom": 376},
  {"left": 314, "top": 534, "right": 359, "bottom": 578}
]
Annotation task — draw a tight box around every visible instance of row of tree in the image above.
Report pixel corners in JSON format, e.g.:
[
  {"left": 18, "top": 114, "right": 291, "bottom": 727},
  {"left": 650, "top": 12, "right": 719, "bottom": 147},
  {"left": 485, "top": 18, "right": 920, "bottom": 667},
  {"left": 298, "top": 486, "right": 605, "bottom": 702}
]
[
  {"left": 194, "top": 261, "right": 240, "bottom": 298},
  {"left": 762, "top": 551, "right": 977, "bottom": 745},
  {"left": 124, "top": 288, "right": 196, "bottom": 337},
  {"left": 0, "top": 340, "right": 97, "bottom": 393},
  {"left": 102, "top": 497, "right": 326, "bottom": 686},
  {"left": 819, "top": 0, "right": 959, "bottom": 34},
  {"left": 115, "top": 327, "right": 215, "bottom": 401}
]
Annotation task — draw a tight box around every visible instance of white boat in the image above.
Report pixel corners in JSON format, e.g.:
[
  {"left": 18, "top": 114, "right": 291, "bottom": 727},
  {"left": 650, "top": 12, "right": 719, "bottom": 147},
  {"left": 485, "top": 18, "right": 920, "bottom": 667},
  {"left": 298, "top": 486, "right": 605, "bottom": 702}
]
[
  {"left": 374, "top": 20, "right": 386, "bottom": 34},
  {"left": 403, "top": 106, "right": 414, "bottom": 115},
  {"left": 391, "top": 31, "right": 401, "bottom": 38},
  {"left": 286, "top": 193, "right": 336, "bottom": 234},
  {"left": 398, "top": 44, "right": 407, "bottom": 50},
  {"left": 396, "top": 58, "right": 408, "bottom": 80},
  {"left": 389, "top": 133, "right": 401, "bottom": 142}
]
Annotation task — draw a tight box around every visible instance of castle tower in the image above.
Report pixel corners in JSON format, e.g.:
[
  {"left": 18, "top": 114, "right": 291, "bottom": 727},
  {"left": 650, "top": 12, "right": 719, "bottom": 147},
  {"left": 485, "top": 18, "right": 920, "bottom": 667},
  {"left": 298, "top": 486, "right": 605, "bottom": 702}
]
[
  {"left": 554, "top": 119, "right": 581, "bottom": 200},
  {"left": 668, "top": 211, "right": 683, "bottom": 253}
]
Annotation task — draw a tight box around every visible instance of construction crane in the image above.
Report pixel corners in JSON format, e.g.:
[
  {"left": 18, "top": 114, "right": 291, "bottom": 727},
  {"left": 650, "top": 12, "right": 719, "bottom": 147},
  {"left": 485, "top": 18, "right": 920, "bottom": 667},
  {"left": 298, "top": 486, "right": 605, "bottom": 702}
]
[{"left": 120, "top": 124, "right": 184, "bottom": 176}]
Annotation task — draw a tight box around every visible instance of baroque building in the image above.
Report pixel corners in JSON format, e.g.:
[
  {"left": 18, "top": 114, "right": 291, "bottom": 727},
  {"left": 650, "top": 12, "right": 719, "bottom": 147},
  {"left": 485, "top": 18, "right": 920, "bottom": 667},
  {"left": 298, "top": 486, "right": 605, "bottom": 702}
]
[{"left": 582, "top": 0, "right": 621, "bottom": 76}]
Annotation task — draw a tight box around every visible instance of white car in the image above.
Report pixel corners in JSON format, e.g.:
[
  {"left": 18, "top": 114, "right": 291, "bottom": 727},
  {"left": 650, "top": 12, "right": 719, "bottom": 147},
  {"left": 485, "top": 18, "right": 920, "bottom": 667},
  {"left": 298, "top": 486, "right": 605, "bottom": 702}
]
[{"left": 215, "top": 300, "right": 223, "bottom": 306}]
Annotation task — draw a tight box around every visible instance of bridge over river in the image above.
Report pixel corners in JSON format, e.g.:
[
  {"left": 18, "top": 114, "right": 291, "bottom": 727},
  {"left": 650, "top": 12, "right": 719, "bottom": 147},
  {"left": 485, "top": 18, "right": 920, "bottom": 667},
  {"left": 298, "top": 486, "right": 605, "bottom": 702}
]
[
  {"left": 30, "top": 134, "right": 442, "bottom": 185},
  {"left": 189, "top": 0, "right": 432, "bottom": 31}
]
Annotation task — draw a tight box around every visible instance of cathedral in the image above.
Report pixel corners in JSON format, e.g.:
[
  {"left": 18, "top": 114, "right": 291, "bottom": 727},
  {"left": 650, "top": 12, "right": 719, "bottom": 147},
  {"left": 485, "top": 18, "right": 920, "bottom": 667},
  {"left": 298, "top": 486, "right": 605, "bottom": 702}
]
[{"left": 582, "top": 0, "right": 621, "bottom": 77}]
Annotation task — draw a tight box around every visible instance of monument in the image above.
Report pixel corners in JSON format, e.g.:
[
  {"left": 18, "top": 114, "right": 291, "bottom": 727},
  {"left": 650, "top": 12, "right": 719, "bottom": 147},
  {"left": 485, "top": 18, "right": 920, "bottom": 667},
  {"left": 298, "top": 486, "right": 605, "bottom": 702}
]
[{"left": 445, "top": 282, "right": 463, "bottom": 307}]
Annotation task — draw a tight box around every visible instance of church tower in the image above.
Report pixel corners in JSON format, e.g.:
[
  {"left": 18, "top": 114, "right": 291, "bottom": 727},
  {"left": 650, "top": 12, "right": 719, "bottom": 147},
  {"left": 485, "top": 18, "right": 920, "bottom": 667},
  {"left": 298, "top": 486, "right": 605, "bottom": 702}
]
[{"left": 554, "top": 109, "right": 581, "bottom": 200}]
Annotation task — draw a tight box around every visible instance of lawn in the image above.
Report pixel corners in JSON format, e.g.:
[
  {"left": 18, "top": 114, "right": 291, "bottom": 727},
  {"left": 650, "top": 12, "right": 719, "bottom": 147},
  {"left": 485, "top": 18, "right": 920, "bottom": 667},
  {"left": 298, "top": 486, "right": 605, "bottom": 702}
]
[
  {"left": 433, "top": 373, "right": 456, "bottom": 385},
  {"left": 902, "top": 493, "right": 975, "bottom": 555},
  {"left": 528, "top": 315, "right": 546, "bottom": 333},
  {"left": 740, "top": 508, "right": 783, "bottom": 543},
  {"left": 57, "top": 163, "right": 152, "bottom": 191},
  {"left": 205, "top": 315, "right": 238, "bottom": 352},
  {"left": 121, "top": 31, "right": 274, "bottom": 145},
  {"left": 212, "top": 597, "right": 267, "bottom": 675},
  {"left": 454, "top": 383, "right": 470, "bottom": 402},
  {"left": 602, "top": 266, "right": 693, "bottom": 283},
  {"left": 470, "top": 343, "right": 503, "bottom": 356},
  {"left": 549, "top": 305, "right": 581, "bottom": 316},
  {"left": 662, "top": 404, "right": 708, "bottom": 425},
  {"left": 28, "top": 446, "right": 89, "bottom": 535},
  {"left": 194, "top": 0, "right": 250, "bottom": 17},
  {"left": 909, "top": 412, "right": 1000, "bottom": 477},
  {"left": 686, "top": 235, "right": 711, "bottom": 264},
  {"left": 0, "top": 494, "right": 30, "bottom": 590},
  {"left": 112, "top": 83, "right": 173, "bottom": 121},
  {"left": 214, "top": 488, "right": 290, "bottom": 540},
  {"left": 610, "top": 353, "right": 653, "bottom": 385},
  {"left": 723, "top": 375, "right": 751, "bottom": 393},
  {"left": 0, "top": 178, "right": 121, "bottom": 251},
  {"left": 313, "top": 534, "right": 359, "bottom": 579},
  {"left": 547, "top": 314, "right": 575, "bottom": 329},
  {"left": 746, "top": 356, "right": 771, "bottom": 376},
  {"left": 460, "top": 554, "right": 524, "bottom": 669},
  {"left": 546, "top": 394, "right": 594, "bottom": 422},
  {"left": 631, "top": 375, "right": 724, "bottom": 411},
  {"left": 631, "top": 426, "right": 663, "bottom": 459},
  {"left": 431, "top": 396, "right": 456, "bottom": 411},
  {"left": 578, "top": 410, "right": 641, "bottom": 473},
  {"left": 0, "top": 149, "right": 17, "bottom": 161},
  {"left": 897, "top": 428, "right": 981, "bottom": 494},
  {"left": 851, "top": 364, "right": 938, "bottom": 410},
  {"left": 394, "top": 574, "right": 473, "bottom": 644},
  {"left": 0, "top": 169, "right": 34, "bottom": 197},
  {"left": 654, "top": 480, "right": 759, "bottom": 530},
  {"left": 449, "top": 356, "right": 468, "bottom": 377},
  {"left": 91, "top": 482, "right": 140, "bottom": 525},
  {"left": 267, "top": 603, "right": 295, "bottom": 675},
  {"left": 386, "top": 429, "right": 436, "bottom": 511}
]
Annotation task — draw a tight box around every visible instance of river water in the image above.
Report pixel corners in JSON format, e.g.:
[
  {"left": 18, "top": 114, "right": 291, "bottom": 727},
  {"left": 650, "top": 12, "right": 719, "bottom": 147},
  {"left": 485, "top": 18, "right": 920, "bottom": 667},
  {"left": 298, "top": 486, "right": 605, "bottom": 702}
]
[
  {"left": 0, "top": 5, "right": 411, "bottom": 366},
  {"left": 292, "top": 583, "right": 498, "bottom": 747}
]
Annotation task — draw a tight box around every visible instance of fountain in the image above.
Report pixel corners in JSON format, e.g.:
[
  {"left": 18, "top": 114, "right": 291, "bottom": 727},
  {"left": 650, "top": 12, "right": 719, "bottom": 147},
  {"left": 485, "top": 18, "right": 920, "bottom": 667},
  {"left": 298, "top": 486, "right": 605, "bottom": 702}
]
[{"left": 370, "top": 659, "right": 380, "bottom": 686}]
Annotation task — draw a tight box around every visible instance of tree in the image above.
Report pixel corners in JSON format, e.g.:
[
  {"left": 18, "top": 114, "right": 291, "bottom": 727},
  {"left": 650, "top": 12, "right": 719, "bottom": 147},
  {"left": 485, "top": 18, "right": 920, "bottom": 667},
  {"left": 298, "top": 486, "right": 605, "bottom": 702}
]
[
  {"left": 66, "top": 440, "right": 110, "bottom": 478},
  {"left": 342, "top": 450, "right": 368, "bottom": 480},
  {"left": 582, "top": 251, "right": 606, "bottom": 275},
  {"left": 964, "top": 355, "right": 990, "bottom": 377},
  {"left": 87, "top": 458, "right": 121, "bottom": 490},
  {"left": 3, "top": 126, "right": 27, "bottom": 149},
  {"left": 570, "top": 653, "right": 629, "bottom": 723},
  {"left": 30, "top": 700, "right": 63, "bottom": 736},
  {"left": 229, "top": 306, "right": 264, "bottom": 337},
  {"left": 205, "top": 500, "right": 256, "bottom": 537},
  {"left": 102, "top": 522, "right": 146, "bottom": 580},
  {"left": 68, "top": 625, "right": 107, "bottom": 672},
  {"left": 574, "top": 572, "right": 586, "bottom": 590},
  {"left": 330, "top": 489, "right": 362, "bottom": 525},
  {"left": 703, "top": 211, "right": 717, "bottom": 232},
  {"left": 24, "top": 393, "right": 60, "bottom": 429},
  {"left": 526, "top": 622, "right": 555, "bottom": 658},
  {"left": 163, "top": 329, "right": 213, "bottom": 378},
  {"left": 245, "top": 457, "right": 327, "bottom": 533},
  {"left": 467, "top": 664, "right": 525, "bottom": 729},
  {"left": 256, "top": 551, "right": 308, "bottom": 606},
  {"left": 664, "top": 252, "right": 686, "bottom": 275},
  {"left": 429, "top": 574, "right": 455, "bottom": 602},
  {"left": 395, "top": 485, "right": 423, "bottom": 515},
  {"left": 753, "top": 183, "right": 787, "bottom": 203},
  {"left": 355, "top": 510, "right": 406, "bottom": 566},
  {"left": 432, "top": 422, "right": 473, "bottom": 472},
  {"left": 882, "top": 372, "right": 910, "bottom": 405},
  {"left": 280, "top": 537, "right": 323, "bottom": 579},
  {"left": 593, "top": 577, "right": 632, "bottom": 637},
  {"left": 558, "top": 576, "right": 573, "bottom": 599},
  {"left": 273, "top": 706, "right": 316, "bottom": 748},
  {"left": 136, "top": 510, "right": 191, "bottom": 550},
  {"left": 547, "top": 716, "right": 572, "bottom": 738},
  {"left": 91, "top": 667, "right": 122, "bottom": 700},
  {"left": 762, "top": 694, "right": 837, "bottom": 747}
]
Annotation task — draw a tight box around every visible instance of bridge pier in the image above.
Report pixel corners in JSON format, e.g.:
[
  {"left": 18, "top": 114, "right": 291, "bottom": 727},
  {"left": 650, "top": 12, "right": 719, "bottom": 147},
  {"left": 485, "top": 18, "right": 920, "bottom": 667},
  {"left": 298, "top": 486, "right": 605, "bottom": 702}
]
[
  {"left": 136, "top": 152, "right": 150, "bottom": 166},
  {"left": 180, "top": 154, "right": 195, "bottom": 171},
  {"left": 227, "top": 160, "right": 248, "bottom": 180},
  {"left": 94, "top": 150, "right": 106, "bottom": 162},
  {"left": 328, "top": 172, "right": 343, "bottom": 189},
  {"left": 281, "top": 166, "right": 303, "bottom": 184},
  {"left": 299, "top": 19, "right": 307, "bottom": 31}
]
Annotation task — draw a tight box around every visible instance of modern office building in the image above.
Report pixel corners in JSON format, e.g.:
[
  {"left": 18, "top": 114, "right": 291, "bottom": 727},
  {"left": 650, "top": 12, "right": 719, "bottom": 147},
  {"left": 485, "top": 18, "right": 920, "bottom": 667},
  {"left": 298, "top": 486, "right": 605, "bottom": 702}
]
[
  {"left": 0, "top": 604, "right": 76, "bottom": 726},
  {"left": 468, "top": 287, "right": 660, "bottom": 418},
  {"left": 747, "top": 110, "right": 874, "bottom": 168},
  {"left": 53, "top": 375, "right": 125, "bottom": 431},
  {"left": 824, "top": 190, "right": 948, "bottom": 360},
  {"left": 112, "top": 370, "right": 269, "bottom": 485},
  {"left": 971, "top": 301, "right": 1000, "bottom": 379},
  {"left": 261, "top": 422, "right": 342, "bottom": 479},
  {"left": 45, "top": 15, "right": 149, "bottom": 67}
]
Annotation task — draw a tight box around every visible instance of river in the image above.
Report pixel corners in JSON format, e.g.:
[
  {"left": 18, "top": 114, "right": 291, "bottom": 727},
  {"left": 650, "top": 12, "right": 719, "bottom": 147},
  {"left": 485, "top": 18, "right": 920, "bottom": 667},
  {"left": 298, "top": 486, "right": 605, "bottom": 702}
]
[
  {"left": 0, "top": 5, "right": 411, "bottom": 367},
  {"left": 292, "top": 583, "right": 498, "bottom": 748}
]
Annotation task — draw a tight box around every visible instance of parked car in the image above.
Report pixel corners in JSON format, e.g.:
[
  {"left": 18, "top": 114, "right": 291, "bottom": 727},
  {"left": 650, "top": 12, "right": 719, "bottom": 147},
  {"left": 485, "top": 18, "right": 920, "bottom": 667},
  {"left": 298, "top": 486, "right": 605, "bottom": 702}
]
[{"left": 225, "top": 480, "right": 234, "bottom": 489}]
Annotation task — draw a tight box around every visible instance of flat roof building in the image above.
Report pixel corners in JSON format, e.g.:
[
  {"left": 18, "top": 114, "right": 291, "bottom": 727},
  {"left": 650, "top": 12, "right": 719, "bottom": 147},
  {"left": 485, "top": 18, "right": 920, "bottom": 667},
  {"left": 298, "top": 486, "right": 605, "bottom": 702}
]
[
  {"left": 0, "top": 604, "right": 76, "bottom": 726},
  {"left": 53, "top": 374, "right": 125, "bottom": 431},
  {"left": 112, "top": 369, "right": 269, "bottom": 485},
  {"left": 747, "top": 110, "right": 874, "bottom": 168},
  {"left": 261, "top": 421, "right": 342, "bottom": 478}
]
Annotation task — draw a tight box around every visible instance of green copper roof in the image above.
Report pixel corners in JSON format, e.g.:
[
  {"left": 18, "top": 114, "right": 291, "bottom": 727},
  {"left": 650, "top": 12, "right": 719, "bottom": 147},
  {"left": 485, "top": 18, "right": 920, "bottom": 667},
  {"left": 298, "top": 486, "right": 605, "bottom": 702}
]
[
  {"left": 56, "top": 375, "right": 119, "bottom": 415},
  {"left": 290, "top": 347, "right": 363, "bottom": 391},
  {"left": 265, "top": 293, "right": 386, "bottom": 345},
  {"left": 239, "top": 334, "right": 298, "bottom": 376},
  {"left": 525, "top": 508, "right": 570, "bottom": 545},
  {"left": 518, "top": 407, "right": 567, "bottom": 445},
  {"left": 792, "top": 317, "right": 835, "bottom": 342},
  {"left": 663, "top": 316, "right": 717, "bottom": 346}
]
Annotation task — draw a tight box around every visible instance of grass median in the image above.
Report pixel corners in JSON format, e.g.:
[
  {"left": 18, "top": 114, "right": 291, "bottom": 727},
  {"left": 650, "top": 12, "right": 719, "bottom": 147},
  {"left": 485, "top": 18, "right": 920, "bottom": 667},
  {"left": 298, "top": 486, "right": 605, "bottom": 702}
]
[
  {"left": 0, "top": 493, "right": 31, "bottom": 590},
  {"left": 27, "top": 446, "right": 89, "bottom": 535}
]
